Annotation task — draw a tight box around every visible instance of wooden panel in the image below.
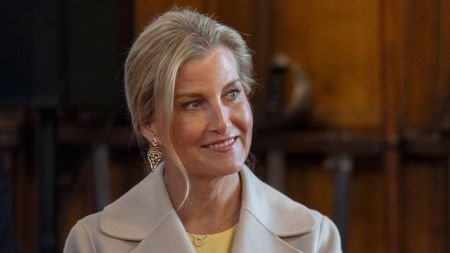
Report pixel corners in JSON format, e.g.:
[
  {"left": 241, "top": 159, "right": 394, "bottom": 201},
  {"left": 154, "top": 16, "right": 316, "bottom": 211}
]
[
  {"left": 285, "top": 159, "right": 449, "bottom": 253},
  {"left": 348, "top": 165, "right": 385, "bottom": 253},
  {"left": 287, "top": 161, "right": 387, "bottom": 253},
  {"left": 286, "top": 163, "right": 335, "bottom": 216},
  {"left": 274, "top": 0, "right": 382, "bottom": 130},
  {"left": 437, "top": 0, "right": 450, "bottom": 129},
  {"left": 402, "top": 162, "right": 448, "bottom": 253},
  {"left": 404, "top": 0, "right": 449, "bottom": 130},
  {"left": 379, "top": 0, "right": 405, "bottom": 250},
  {"left": 208, "top": 0, "right": 253, "bottom": 35}
]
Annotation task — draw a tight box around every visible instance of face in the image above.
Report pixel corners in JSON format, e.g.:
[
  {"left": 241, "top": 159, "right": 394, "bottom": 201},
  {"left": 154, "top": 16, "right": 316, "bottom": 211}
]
[{"left": 167, "top": 46, "right": 253, "bottom": 180}]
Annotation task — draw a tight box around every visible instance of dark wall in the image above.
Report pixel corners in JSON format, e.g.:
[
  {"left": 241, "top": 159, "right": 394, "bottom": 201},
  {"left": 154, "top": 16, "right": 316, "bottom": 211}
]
[{"left": 0, "top": 0, "right": 132, "bottom": 108}]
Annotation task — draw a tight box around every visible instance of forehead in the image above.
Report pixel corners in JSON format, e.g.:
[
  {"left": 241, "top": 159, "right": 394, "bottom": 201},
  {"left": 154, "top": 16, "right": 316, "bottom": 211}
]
[{"left": 176, "top": 47, "right": 239, "bottom": 91}]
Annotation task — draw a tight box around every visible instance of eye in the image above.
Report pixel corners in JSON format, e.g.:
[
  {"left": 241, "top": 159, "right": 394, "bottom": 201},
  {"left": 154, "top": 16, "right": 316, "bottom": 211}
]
[
  {"left": 182, "top": 100, "right": 201, "bottom": 110},
  {"left": 226, "top": 89, "right": 241, "bottom": 100}
]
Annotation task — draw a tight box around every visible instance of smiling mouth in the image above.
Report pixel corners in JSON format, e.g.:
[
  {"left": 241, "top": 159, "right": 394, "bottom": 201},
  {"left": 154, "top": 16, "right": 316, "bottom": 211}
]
[{"left": 204, "top": 137, "right": 237, "bottom": 151}]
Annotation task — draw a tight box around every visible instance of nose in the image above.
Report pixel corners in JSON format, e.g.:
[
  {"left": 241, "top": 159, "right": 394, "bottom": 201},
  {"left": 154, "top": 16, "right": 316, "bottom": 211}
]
[{"left": 208, "top": 102, "right": 232, "bottom": 134}]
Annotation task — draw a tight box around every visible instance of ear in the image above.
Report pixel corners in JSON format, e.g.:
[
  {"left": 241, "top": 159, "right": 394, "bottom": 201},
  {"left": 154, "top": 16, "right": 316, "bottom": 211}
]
[{"left": 140, "top": 120, "right": 161, "bottom": 144}]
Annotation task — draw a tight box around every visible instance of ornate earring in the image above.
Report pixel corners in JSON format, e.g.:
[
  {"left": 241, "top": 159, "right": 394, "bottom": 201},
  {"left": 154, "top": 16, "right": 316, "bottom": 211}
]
[{"left": 147, "top": 138, "right": 162, "bottom": 171}]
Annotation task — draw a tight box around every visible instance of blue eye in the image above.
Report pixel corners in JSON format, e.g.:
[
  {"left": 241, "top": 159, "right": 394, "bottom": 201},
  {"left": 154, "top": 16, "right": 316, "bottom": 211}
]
[
  {"left": 227, "top": 89, "right": 241, "bottom": 100},
  {"left": 182, "top": 100, "right": 201, "bottom": 110}
]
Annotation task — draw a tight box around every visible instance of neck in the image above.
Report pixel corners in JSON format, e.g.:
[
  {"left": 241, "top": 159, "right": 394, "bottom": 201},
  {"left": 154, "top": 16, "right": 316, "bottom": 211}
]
[{"left": 163, "top": 165, "right": 241, "bottom": 234}]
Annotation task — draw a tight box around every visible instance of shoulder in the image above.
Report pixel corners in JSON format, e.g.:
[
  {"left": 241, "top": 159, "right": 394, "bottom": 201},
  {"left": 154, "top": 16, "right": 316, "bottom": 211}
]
[
  {"left": 63, "top": 213, "right": 102, "bottom": 253},
  {"left": 63, "top": 165, "right": 172, "bottom": 252},
  {"left": 310, "top": 210, "right": 342, "bottom": 251},
  {"left": 64, "top": 211, "right": 141, "bottom": 253},
  {"left": 283, "top": 209, "right": 342, "bottom": 253}
]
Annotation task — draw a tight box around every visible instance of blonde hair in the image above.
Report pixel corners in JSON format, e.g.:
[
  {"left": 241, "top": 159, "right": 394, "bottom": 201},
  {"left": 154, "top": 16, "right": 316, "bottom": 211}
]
[{"left": 124, "top": 8, "right": 254, "bottom": 207}]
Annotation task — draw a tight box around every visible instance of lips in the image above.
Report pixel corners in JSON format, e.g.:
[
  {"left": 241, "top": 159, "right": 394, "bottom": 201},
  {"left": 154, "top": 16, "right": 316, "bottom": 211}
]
[{"left": 204, "top": 136, "right": 237, "bottom": 150}]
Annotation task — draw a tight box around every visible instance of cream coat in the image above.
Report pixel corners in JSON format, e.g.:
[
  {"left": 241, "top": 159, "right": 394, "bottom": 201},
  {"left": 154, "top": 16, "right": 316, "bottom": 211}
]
[{"left": 64, "top": 163, "right": 342, "bottom": 253}]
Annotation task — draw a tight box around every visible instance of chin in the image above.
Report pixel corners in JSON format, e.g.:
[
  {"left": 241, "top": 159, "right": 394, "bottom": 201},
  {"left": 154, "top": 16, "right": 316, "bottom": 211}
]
[
  {"left": 216, "top": 160, "right": 245, "bottom": 175},
  {"left": 198, "top": 160, "right": 243, "bottom": 179}
]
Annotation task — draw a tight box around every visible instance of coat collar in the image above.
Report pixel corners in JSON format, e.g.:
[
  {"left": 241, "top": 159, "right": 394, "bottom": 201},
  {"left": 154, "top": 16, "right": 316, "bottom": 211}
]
[
  {"left": 100, "top": 162, "right": 173, "bottom": 241},
  {"left": 232, "top": 167, "right": 317, "bottom": 253},
  {"left": 239, "top": 166, "right": 316, "bottom": 237},
  {"left": 100, "top": 163, "right": 316, "bottom": 252}
]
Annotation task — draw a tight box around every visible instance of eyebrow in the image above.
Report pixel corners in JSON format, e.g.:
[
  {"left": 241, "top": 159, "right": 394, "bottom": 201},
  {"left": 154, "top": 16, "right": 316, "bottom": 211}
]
[{"left": 174, "top": 79, "right": 242, "bottom": 99}]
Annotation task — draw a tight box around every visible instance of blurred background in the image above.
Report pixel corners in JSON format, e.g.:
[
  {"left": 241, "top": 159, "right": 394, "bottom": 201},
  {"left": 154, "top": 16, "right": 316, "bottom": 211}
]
[{"left": 0, "top": 0, "right": 449, "bottom": 252}]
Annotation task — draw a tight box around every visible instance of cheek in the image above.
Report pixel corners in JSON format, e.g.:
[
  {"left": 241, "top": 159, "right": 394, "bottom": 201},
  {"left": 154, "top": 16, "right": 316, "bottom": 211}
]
[
  {"left": 172, "top": 114, "right": 206, "bottom": 147},
  {"left": 235, "top": 100, "right": 253, "bottom": 134},
  {"left": 243, "top": 100, "right": 254, "bottom": 130}
]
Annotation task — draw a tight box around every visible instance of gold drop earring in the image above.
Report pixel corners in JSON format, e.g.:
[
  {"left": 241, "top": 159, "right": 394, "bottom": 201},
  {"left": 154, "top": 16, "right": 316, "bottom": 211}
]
[{"left": 147, "top": 138, "right": 162, "bottom": 171}]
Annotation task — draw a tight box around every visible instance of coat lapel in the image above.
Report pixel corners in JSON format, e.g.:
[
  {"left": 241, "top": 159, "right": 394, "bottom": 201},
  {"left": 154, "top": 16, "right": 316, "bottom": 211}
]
[
  {"left": 100, "top": 163, "right": 171, "bottom": 241},
  {"left": 231, "top": 166, "right": 317, "bottom": 253},
  {"left": 129, "top": 211, "right": 195, "bottom": 253},
  {"left": 231, "top": 211, "right": 304, "bottom": 253},
  {"left": 100, "top": 162, "right": 195, "bottom": 252}
]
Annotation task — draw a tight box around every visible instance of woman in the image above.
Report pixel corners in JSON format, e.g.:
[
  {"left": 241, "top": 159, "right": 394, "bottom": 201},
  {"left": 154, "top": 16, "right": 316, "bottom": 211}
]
[{"left": 64, "top": 8, "right": 342, "bottom": 253}]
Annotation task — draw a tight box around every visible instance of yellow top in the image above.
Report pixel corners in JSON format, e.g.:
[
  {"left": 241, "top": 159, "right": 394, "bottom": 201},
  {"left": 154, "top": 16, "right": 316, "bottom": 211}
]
[{"left": 187, "top": 225, "right": 237, "bottom": 253}]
